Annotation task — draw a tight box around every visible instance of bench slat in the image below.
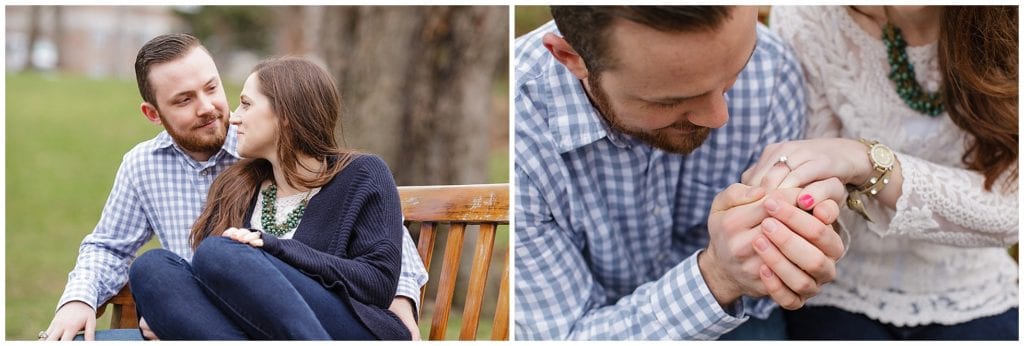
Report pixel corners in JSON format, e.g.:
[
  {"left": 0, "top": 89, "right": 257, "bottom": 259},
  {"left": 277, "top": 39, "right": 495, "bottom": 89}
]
[
  {"left": 428, "top": 222, "right": 466, "bottom": 340},
  {"left": 491, "top": 250, "right": 510, "bottom": 340},
  {"left": 400, "top": 184, "right": 509, "bottom": 223},
  {"left": 414, "top": 221, "right": 437, "bottom": 315},
  {"left": 458, "top": 223, "right": 496, "bottom": 340}
]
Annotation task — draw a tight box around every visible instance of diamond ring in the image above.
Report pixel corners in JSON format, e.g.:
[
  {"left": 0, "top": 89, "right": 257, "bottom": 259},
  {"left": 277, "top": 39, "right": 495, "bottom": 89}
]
[
  {"left": 38, "top": 331, "right": 49, "bottom": 339},
  {"left": 777, "top": 155, "right": 791, "bottom": 169}
]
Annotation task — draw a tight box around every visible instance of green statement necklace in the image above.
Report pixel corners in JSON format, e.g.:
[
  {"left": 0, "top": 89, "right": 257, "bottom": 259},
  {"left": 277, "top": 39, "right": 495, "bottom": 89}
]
[
  {"left": 260, "top": 184, "right": 311, "bottom": 236},
  {"left": 881, "top": 14, "right": 944, "bottom": 117}
]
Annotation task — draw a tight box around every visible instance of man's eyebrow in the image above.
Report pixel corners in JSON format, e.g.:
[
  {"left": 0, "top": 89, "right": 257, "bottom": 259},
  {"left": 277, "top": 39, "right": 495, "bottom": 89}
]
[
  {"left": 169, "top": 77, "right": 218, "bottom": 100},
  {"left": 650, "top": 36, "right": 759, "bottom": 104}
]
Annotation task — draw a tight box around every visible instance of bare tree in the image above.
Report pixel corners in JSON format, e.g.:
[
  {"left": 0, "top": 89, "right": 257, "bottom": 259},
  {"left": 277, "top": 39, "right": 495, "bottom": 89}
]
[
  {"left": 316, "top": 6, "right": 507, "bottom": 186},
  {"left": 23, "top": 6, "right": 43, "bottom": 71},
  {"left": 53, "top": 6, "right": 66, "bottom": 71}
]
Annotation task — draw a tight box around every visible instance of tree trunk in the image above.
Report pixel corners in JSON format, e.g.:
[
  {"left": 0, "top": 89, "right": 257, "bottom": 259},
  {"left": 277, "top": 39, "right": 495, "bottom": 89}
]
[
  {"left": 53, "top": 6, "right": 66, "bottom": 71},
  {"left": 317, "top": 6, "right": 507, "bottom": 186},
  {"left": 23, "top": 6, "right": 43, "bottom": 72}
]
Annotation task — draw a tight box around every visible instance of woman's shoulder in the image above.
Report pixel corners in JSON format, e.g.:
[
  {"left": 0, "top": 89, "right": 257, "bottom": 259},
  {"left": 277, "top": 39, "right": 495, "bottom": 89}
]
[
  {"left": 770, "top": 6, "right": 848, "bottom": 48},
  {"left": 341, "top": 153, "right": 391, "bottom": 175},
  {"left": 326, "top": 153, "right": 396, "bottom": 190}
]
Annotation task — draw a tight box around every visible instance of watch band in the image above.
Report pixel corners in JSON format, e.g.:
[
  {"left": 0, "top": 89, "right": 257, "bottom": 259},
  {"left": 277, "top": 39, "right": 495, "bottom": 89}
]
[{"left": 846, "top": 138, "right": 896, "bottom": 222}]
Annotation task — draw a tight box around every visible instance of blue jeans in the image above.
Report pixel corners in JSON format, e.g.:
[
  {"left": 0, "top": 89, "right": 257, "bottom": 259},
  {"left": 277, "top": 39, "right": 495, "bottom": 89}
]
[
  {"left": 128, "top": 236, "right": 375, "bottom": 340},
  {"left": 718, "top": 307, "right": 787, "bottom": 340},
  {"left": 785, "top": 305, "right": 1019, "bottom": 340},
  {"left": 72, "top": 329, "right": 144, "bottom": 341}
]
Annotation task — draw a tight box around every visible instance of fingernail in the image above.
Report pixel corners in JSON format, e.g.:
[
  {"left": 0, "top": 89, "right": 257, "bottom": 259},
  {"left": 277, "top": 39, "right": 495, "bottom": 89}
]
[
  {"left": 746, "top": 187, "right": 763, "bottom": 199},
  {"left": 754, "top": 237, "right": 770, "bottom": 251},
  {"left": 762, "top": 218, "right": 778, "bottom": 233},
  {"left": 765, "top": 198, "right": 779, "bottom": 213},
  {"left": 799, "top": 194, "right": 815, "bottom": 209},
  {"left": 760, "top": 266, "right": 774, "bottom": 278}
]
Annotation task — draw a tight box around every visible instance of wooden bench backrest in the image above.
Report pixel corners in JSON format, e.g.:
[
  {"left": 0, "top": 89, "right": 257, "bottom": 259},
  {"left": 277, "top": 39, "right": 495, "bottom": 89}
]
[
  {"left": 400, "top": 184, "right": 510, "bottom": 341},
  {"left": 100, "top": 183, "right": 510, "bottom": 341}
]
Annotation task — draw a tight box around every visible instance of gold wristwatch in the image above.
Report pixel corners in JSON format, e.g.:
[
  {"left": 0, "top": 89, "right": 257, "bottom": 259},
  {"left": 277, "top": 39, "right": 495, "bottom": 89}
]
[{"left": 846, "top": 139, "right": 896, "bottom": 222}]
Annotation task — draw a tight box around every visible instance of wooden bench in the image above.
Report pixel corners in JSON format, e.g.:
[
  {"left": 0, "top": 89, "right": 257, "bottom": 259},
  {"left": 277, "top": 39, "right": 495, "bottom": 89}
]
[{"left": 97, "top": 183, "right": 510, "bottom": 340}]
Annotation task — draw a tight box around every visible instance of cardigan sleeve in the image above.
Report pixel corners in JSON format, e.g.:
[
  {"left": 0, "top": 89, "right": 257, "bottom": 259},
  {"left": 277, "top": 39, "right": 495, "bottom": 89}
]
[{"left": 261, "top": 155, "right": 404, "bottom": 309}]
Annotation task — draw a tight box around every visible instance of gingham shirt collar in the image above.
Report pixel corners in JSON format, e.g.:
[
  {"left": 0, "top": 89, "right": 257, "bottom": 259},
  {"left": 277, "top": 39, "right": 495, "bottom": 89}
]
[{"left": 539, "top": 62, "right": 633, "bottom": 152}]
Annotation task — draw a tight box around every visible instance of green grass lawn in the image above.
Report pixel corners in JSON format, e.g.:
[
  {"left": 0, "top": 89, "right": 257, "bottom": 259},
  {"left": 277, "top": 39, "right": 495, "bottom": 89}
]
[
  {"left": 6, "top": 72, "right": 170, "bottom": 340},
  {"left": 6, "top": 71, "right": 509, "bottom": 340}
]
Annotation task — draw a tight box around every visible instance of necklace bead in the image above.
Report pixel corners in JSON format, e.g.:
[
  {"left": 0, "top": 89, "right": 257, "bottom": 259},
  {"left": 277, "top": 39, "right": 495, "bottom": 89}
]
[
  {"left": 260, "top": 184, "right": 311, "bottom": 236},
  {"left": 882, "top": 21, "right": 944, "bottom": 117}
]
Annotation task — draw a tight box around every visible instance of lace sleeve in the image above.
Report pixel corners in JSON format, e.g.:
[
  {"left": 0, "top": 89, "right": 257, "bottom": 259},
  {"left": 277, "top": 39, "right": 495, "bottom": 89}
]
[
  {"left": 770, "top": 6, "right": 843, "bottom": 139},
  {"left": 866, "top": 154, "right": 1019, "bottom": 247}
]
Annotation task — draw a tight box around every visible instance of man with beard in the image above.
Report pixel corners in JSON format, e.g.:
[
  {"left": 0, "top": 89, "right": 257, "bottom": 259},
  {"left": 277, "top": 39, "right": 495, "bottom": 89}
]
[
  {"left": 515, "top": 6, "right": 846, "bottom": 340},
  {"left": 41, "top": 34, "right": 427, "bottom": 341}
]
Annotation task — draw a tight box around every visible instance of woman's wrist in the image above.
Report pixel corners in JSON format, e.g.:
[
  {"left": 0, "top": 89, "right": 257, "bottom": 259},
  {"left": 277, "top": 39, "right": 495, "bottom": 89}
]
[{"left": 844, "top": 138, "right": 876, "bottom": 185}]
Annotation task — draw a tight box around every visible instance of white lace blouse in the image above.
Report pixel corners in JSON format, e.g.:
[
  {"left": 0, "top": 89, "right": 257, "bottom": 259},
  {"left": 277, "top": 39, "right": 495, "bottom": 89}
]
[{"left": 770, "top": 6, "right": 1018, "bottom": 326}]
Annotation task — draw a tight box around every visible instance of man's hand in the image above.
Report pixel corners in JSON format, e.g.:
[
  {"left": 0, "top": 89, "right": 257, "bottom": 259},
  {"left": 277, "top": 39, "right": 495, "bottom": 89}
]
[
  {"left": 701, "top": 183, "right": 771, "bottom": 307},
  {"left": 138, "top": 317, "right": 159, "bottom": 340},
  {"left": 389, "top": 297, "right": 421, "bottom": 340},
  {"left": 44, "top": 301, "right": 95, "bottom": 341}
]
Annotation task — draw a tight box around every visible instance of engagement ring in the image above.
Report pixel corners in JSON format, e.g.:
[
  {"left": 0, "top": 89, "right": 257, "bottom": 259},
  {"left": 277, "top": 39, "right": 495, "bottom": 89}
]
[
  {"left": 777, "top": 155, "right": 791, "bottom": 169},
  {"left": 37, "top": 331, "right": 48, "bottom": 340}
]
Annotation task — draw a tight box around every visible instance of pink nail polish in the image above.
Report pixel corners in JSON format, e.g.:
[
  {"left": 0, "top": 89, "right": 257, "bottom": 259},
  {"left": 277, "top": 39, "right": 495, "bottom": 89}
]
[{"left": 799, "top": 194, "right": 815, "bottom": 209}]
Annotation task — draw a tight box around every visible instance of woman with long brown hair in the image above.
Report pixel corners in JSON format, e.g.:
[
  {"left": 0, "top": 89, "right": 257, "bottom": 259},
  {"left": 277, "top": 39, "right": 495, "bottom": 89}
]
[
  {"left": 127, "top": 57, "right": 410, "bottom": 340},
  {"left": 740, "top": 6, "right": 1017, "bottom": 339}
]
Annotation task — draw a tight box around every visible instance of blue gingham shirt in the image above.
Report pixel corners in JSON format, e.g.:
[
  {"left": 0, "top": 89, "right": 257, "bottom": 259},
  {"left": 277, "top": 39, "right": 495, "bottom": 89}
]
[
  {"left": 514, "top": 21, "right": 806, "bottom": 340},
  {"left": 58, "top": 126, "right": 429, "bottom": 312}
]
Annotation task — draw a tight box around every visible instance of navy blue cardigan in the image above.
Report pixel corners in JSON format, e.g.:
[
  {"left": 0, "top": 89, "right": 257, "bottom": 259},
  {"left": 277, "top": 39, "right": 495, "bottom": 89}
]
[{"left": 242, "top": 154, "right": 409, "bottom": 340}]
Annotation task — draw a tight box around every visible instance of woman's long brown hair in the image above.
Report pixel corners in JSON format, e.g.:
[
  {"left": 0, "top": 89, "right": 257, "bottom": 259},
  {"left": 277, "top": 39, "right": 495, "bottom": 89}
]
[
  {"left": 190, "top": 57, "right": 355, "bottom": 249},
  {"left": 939, "top": 6, "right": 1018, "bottom": 191}
]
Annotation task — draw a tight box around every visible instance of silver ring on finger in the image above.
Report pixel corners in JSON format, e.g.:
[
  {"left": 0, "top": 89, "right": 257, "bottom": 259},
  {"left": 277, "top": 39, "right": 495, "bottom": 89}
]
[{"left": 775, "top": 155, "right": 792, "bottom": 170}]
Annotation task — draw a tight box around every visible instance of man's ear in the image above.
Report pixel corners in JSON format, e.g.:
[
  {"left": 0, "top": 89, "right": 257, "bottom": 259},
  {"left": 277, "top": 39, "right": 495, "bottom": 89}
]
[
  {"left": 140, "top": 102, "right": 162, "bottom": 125},
  {"left": 542, "top": 33, "right": 589, "bottom": 80}
]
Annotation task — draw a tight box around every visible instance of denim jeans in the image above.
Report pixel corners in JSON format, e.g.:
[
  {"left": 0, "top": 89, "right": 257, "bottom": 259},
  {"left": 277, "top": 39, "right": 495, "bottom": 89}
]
[
  {"left": 72, "top": 329, "right": 144, "bottom": 341},
  {"left": 785, "top": 305, "right": 1019, "bottom": 340},
  {"left": 128, "top": 236, "right": 375, "bottom": 340}
]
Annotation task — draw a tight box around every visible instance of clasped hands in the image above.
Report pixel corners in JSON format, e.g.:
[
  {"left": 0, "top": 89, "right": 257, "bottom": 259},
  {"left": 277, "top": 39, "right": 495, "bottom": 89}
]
[{"left": 701, "top": 146, "right": 848, "bottom": 310}]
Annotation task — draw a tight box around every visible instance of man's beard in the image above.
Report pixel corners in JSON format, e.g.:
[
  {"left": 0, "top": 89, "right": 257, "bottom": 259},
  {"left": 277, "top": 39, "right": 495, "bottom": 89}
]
[
  {"left": 586, "top": 74, "right": 711, "bottom": 155},
  {"left": 162, "top": 111, "right": 229, "bottom": 156}
]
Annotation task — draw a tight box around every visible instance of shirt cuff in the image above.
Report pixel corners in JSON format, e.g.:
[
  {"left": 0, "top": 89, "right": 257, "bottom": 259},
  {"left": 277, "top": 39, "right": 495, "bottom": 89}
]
[
  {"left": 648, "top": 249, "right": 748, "bottom": 340},
  {"left": 395, "top": 285, "right": 422, "bottom": 316},
  {"left": 57, "top": 284, "right": 98, "bottom": 312}
]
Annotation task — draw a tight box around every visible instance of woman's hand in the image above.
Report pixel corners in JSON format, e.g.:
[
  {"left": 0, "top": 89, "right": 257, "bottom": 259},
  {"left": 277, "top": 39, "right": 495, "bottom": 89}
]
[
  {"left": 751, "top": 178, "right": 847, "bottom": 310},
  {"left": 222, "top": 227, "right": 264, "bottom": 247},
  {"left": 138, "top": 317, "right": 159, "bottom": 340},
  {"left": 742, "top": 138, "right": 873, "bottom": 190}
]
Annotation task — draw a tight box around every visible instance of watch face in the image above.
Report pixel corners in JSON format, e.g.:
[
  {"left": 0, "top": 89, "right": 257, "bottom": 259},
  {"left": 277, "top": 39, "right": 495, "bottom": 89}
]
[{"left": 870, "top": 145, "right": 895, "bottom": 169}]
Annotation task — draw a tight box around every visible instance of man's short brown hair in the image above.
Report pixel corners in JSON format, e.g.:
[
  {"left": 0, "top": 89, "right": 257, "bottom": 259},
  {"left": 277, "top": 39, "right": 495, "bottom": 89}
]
[
  {"left": 134, "top": 33, "right": 203, "bottom": 109},
  {"left": 550, "top": 6, "right": 733, "bottom": 75}
]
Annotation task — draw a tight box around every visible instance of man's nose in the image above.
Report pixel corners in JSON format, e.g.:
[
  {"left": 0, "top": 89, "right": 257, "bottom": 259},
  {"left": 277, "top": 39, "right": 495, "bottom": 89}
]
[
  {"left": 687, "top": 92, "right": 729, "bottom": 129},
  {"left": 196, "top": 93, "right": 216, "bottom": 116}
]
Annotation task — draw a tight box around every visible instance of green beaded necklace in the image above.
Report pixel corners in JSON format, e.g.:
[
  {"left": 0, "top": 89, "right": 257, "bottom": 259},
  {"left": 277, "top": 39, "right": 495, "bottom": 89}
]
[
  {"left": 881, "top": 10, "right": 944, "bottom": 117},
  {"left": 260, "top": 184, "right": 312, "bottom": 236}
]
